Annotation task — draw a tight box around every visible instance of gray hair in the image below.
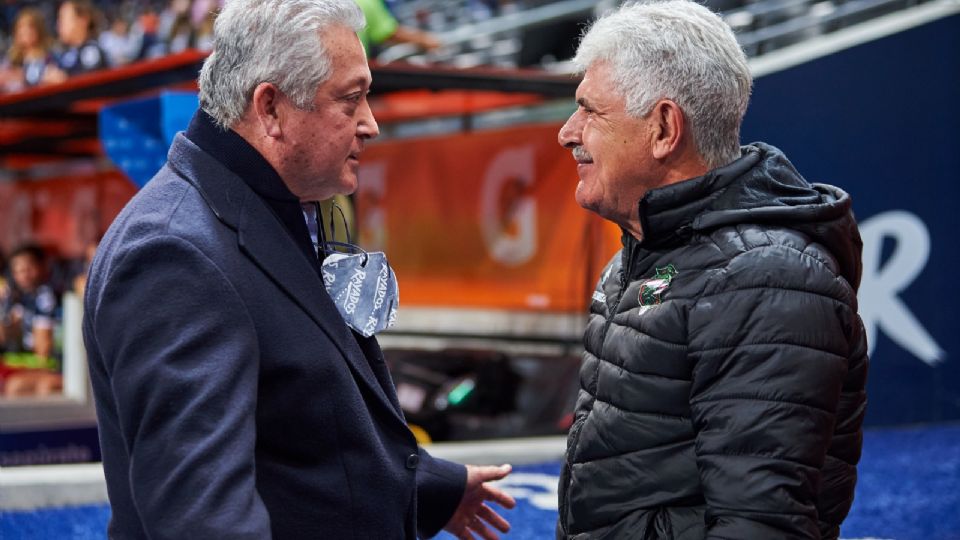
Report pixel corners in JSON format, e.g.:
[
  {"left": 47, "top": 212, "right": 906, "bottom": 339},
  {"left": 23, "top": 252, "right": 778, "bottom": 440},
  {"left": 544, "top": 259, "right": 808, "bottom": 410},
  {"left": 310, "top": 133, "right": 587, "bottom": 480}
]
[
  {"left": 198, "top": 0, "right": 365, "bottom": 129},
  {"left": 574, "top": 0, "right": 752, "bottom": 168}
]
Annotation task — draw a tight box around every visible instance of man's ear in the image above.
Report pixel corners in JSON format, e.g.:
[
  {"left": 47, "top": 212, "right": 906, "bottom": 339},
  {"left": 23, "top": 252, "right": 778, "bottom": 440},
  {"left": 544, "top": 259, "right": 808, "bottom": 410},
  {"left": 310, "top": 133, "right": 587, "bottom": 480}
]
[
  {"left": 650, "top": 99, "right": 685, "bottom": 160},
  {"left": 250, "top": 82, "right": 283, "bottom": 138}
]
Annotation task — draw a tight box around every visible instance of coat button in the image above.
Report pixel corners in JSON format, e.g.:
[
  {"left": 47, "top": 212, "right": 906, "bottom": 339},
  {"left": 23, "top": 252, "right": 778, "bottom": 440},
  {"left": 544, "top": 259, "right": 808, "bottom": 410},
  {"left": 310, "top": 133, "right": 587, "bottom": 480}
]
[{"left": 405, "top": 453, "right": 420, "bottom": 470}]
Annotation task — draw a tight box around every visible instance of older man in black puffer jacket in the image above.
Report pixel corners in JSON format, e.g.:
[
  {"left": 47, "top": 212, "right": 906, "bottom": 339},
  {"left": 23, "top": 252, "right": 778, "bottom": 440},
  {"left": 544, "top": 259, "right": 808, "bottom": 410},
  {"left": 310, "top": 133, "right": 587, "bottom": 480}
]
[{"left": 555, "top": 2, "right": 868, "bottom": 539}]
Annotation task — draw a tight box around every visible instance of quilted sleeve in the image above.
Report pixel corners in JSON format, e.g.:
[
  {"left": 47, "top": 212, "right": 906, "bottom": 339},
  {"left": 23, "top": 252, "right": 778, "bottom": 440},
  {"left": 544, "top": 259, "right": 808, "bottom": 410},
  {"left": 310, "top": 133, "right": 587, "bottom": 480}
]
[{"left": 688, "top": 242, "right": 860, "bottom": 539}]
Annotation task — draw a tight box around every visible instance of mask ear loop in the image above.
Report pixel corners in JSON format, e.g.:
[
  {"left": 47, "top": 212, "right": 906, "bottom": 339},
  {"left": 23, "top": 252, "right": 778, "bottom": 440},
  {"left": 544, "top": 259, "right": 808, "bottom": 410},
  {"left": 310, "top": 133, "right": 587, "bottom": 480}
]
[
  {"left": 329, "top": 199, "right": 353, "bottom": 246},
  {"left": 321, "top": 241, "right": 369, "bottom": 265},
  {"left": 329, "top": 199, "right": 368, "bottom": 267},
  {"left": 313, "top": 201, "right": 328, "bottom": 259}
]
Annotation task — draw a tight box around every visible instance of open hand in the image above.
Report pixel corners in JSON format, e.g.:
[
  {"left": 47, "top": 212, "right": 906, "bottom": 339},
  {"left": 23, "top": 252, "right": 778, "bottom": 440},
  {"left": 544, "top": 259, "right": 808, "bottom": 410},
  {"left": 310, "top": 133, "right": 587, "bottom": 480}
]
[{"left": 443, "top": 464, "right": 516, "bottom": 540}]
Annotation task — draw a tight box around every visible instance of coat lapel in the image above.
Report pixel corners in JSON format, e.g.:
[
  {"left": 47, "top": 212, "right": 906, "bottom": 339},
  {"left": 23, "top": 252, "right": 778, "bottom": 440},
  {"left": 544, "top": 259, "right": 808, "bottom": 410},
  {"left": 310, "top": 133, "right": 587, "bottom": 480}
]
[{"left": 167, "top": 134, "right": 406, "bottom": 425}]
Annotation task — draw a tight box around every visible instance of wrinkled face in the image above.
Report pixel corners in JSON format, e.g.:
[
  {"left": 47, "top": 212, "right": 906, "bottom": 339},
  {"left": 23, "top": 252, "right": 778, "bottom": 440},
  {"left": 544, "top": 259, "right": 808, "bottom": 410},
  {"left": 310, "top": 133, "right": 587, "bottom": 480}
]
[
  {"left": 278, "top": 24, "right": 379, "bottom": 202},
  {"left": 11, "top": 254, "right": 41, "bottom": 292},
  {"left": 558, "top": 61, "right": 658, "bottom": 227}
]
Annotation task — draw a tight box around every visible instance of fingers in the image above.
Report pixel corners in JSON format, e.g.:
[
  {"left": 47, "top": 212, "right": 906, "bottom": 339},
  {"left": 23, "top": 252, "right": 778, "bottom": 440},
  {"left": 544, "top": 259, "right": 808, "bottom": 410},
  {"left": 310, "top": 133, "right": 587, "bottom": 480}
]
[
  {"left": 478, "top": 503, "right": 510, "bottom": 533},
  {"left": 468, "top": 515, "right": 498, "bottom": 540},
  {"left": 467, "top": 463, "right": 512, "bottom": 484},
  {"left": 482, "top": 484, "right": 516, "bottom": 510},
  {"left": 451, "top": 503, "right": 511, "bottom": 540}
]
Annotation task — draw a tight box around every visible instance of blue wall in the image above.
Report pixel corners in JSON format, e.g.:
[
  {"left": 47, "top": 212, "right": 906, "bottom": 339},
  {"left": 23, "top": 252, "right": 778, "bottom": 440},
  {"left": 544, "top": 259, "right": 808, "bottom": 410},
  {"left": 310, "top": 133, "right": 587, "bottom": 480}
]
[{"left": 741, "top": 14, "right": 960, "bottom": 425}]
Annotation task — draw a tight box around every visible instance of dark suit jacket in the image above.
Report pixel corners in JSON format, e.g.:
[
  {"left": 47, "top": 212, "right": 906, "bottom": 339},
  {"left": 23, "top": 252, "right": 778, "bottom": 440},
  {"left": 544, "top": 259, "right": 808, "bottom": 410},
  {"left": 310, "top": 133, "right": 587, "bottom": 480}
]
[{"left": 83, "top": 133, "right": 465, "bottom": 539}]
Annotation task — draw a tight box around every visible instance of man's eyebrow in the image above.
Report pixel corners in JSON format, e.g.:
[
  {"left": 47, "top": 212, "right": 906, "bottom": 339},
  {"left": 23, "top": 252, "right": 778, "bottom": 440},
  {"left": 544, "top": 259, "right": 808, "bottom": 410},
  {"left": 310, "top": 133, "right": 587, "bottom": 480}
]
[
  {"left": 343, "top": 75, "right": 371, "bottom": 90},
  {"left": 576, "top": 97, "right": 591, "bottom": 108}
]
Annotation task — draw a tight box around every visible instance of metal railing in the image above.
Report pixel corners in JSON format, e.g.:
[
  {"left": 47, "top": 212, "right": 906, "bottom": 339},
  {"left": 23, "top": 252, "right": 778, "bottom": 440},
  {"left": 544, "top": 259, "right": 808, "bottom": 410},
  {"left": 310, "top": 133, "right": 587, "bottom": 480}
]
[{"left": 378, "top": 0, "right": 938, "bottom": 65}]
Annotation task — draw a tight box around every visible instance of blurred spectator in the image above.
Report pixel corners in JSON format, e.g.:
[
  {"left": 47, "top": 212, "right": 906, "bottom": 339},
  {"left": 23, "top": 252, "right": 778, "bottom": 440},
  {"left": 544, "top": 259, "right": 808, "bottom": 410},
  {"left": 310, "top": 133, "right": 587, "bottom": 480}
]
[
  {"left": 194, "top": 8, "right": 216, "bottom": 51},
  {"left": 99, "top": 7, "right": 141, "bottom": 67},
  {"left": 0, "top": 7, "right": 57, "bottom": 92},
  {"left": 355, "top": 0, "right": 440, "bottom": 57},
  {"left": 45, "top": 0, "right": 108, "bottom": 83},
  {"left": 71, "top": 239, "right": 98, "bottom": 297},
  {"left": 158, "top": 0, "right": 194, "bottom": 54},
  {"left": 132, "top": 4, "right": 164, "bottom": 59},
  {"left": 0, "top": 244, "right": 66, "bottom": 399},
  {"left": 191, "top": 0, "right": 219, "bottom": 26},
  {"left": 0, "top": 244, "right": 58, "bottom": 360},
  {"left": 190, "top": 0, "right": 221, "bottom": 52}
]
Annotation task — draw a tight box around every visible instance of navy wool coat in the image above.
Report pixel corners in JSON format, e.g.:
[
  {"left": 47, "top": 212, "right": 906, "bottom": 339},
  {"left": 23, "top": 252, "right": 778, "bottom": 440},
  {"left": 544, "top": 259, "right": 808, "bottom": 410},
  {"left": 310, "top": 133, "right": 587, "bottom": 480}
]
[{"left": 83, "top": 133, "right": 465, "bottom": 539}]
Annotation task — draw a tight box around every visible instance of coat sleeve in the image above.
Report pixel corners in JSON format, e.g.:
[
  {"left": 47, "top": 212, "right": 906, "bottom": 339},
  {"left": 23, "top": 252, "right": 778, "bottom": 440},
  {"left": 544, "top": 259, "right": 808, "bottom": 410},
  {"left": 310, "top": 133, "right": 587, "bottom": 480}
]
[
  {"left": 415, "top": 447, "right": 467, "bottom": 538},
  {"left": 87, "top": 235, "right": 271, "bottom": 539},
  {"left": 687, "top": 244, "right": 858, "bottom": 540}
]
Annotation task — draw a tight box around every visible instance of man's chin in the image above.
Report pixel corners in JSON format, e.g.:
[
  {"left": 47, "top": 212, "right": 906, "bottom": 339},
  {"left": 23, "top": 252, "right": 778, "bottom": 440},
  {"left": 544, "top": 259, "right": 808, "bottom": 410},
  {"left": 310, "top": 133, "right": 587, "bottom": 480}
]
[
  {"left": 338, "top": 173, "right": 359, "bottom": 195},
  {"left": 574, "top": 183, "right": 596, "bottom": 211}
]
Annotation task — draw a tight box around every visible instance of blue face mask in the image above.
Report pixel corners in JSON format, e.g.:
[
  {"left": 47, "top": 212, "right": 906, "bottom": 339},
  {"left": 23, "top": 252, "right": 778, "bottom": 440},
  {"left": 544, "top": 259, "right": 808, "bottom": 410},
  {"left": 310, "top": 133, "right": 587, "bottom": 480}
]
[
  {"left": 308, "top": 201, "right": 399, "bottom": 338},
  {"left": 320, "top": 242, "right": 399, "bottom": 338}
]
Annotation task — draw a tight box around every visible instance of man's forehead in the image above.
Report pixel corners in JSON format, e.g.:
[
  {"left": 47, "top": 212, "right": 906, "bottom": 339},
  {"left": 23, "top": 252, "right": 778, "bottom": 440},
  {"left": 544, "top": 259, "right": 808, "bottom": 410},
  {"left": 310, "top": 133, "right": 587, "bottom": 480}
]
[
  {"left": 576, "top": 61, "right": 624, "bottom": 108},
  {"left": 321, "top": 26, "right": 371, "bottom": 85},
  {"left": 577, "top": 62, "right": 607, "bottom": 92},
  {"left": 331, "top": 68, "right": 372, "bottom": 90}
]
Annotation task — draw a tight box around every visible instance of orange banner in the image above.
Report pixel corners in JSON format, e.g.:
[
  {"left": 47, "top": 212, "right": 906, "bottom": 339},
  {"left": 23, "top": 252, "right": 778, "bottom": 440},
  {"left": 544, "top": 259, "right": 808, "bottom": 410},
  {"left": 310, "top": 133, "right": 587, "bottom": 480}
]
[
  {"left": 0, "top": 170, "right": 136, "bottom": 259},
  {"left": 356, "top": 123, "right": 621, "bottom": 312}
]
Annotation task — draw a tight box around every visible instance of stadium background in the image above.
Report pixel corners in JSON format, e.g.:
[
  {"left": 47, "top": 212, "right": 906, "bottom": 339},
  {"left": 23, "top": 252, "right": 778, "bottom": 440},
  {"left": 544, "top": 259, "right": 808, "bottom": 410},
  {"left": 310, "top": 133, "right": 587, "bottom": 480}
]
[{"left": 1, "top": 0, "right": 958, "bottom": 538}]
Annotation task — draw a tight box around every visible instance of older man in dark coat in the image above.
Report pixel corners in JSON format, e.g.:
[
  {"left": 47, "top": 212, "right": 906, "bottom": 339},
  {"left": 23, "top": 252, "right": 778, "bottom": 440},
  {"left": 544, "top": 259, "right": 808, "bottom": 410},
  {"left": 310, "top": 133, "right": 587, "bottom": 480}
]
[{"left": 83, "top": 1, "right": 514, "bottom": 538}]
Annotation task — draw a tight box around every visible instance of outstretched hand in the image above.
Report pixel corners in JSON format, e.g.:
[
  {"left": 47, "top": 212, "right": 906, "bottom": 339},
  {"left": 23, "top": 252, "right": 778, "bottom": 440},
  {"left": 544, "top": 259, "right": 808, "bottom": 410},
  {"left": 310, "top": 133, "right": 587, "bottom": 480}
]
[{"left": 443, "top": 464, "right": 516, "bottom": 540}]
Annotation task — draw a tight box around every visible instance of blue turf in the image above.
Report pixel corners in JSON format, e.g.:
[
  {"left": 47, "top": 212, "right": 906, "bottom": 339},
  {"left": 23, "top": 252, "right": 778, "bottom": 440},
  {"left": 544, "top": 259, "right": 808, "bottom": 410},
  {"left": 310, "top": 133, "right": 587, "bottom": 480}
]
[{"left": 3, "top": 423, "right": 958, "bottom": 539}]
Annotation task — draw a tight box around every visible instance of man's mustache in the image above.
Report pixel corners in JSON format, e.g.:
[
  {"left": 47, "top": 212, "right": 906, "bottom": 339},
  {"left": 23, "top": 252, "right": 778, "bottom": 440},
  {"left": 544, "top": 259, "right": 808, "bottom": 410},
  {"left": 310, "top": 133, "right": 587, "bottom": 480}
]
[{"left": 573, "top": 146, "right": 593, "bottom": 163}]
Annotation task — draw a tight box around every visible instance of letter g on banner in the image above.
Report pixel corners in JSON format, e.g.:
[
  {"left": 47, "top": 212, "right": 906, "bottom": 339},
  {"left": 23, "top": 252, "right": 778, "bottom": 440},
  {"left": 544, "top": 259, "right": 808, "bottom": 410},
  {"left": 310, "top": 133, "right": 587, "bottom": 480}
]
[{"left": 480, "top": 146, "right": 537, "bottom": 266}]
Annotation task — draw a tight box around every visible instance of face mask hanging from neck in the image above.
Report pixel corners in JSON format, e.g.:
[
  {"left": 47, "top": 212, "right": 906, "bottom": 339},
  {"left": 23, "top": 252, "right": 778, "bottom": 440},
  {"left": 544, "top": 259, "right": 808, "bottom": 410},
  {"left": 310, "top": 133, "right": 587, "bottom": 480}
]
[{"left": 311, "top": 201, "right": 399, "bottom": 338}]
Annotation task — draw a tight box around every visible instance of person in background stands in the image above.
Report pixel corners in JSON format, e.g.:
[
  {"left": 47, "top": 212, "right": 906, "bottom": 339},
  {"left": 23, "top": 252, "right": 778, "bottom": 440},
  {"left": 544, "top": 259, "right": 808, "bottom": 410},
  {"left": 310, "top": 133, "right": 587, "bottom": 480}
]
[
  {"left": 1, "top": 244, "right": 57, "bottom": 360},
  {"left": 99, "top": 7, "right": 141, "bottom": 67},
  {"left": 354, "top": 0, "right": 440, "bottom": 58},
  {"left": 0, "top": 244, "right": 63, "bottom": 398},
  {"left": 0, "top": 7, "right": 57, "bottom": 92},
  {"left": 46, "top": 0, "right": 107, "bottom": 83}
]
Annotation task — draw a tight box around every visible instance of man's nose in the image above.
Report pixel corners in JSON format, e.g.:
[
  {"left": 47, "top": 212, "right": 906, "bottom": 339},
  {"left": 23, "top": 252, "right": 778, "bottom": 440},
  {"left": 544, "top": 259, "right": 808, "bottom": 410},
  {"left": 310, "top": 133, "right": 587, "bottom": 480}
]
[
  {"left": 558, "top": 110, "right": 582, "bottom": 148},
  {"left": 358, "top": 97, "right": 380, "bottom": 140}
]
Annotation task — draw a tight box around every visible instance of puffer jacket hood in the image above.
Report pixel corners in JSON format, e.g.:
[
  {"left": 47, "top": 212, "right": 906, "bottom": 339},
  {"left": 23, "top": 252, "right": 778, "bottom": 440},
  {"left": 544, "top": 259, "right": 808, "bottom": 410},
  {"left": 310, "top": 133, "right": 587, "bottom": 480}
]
[{"left": 639, "top": 142, "right": 863, "bottom": 288}]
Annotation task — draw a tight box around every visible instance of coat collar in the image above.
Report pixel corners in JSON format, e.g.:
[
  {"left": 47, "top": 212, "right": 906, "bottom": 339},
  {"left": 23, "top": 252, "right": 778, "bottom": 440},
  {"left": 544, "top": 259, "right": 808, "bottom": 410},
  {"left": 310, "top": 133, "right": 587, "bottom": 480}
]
[
  {"left": 164, "top": 133, "right": 406, "bottom": 425},
  {"left": 633, "top": 146, "right": 762, "bottom": 249}
]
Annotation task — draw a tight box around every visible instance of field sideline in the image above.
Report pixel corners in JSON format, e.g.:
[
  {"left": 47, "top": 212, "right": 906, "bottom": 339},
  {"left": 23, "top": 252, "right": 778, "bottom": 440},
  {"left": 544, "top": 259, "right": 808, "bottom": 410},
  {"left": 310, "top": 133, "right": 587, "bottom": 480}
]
[{"left": 2, "top": 423, "right": 958, "bottom": 539}]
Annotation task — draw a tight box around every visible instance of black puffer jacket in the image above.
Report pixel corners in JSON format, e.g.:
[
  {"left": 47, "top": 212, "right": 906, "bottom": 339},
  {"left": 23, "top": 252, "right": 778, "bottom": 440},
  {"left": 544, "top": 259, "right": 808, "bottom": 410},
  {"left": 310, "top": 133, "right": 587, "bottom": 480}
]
[{"left": 557, "top": 143, "right": 868, "bottom": 540}]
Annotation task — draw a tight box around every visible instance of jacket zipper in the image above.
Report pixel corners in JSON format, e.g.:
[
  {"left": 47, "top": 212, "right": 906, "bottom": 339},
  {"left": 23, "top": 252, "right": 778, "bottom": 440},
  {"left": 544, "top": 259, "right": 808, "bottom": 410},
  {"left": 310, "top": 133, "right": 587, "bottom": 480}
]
[
  {"left": 560, "top": 239, "right": 641, "bottom": 535},
  {"left": 558, "top": 416, "right": 585, "bottom": 536}
]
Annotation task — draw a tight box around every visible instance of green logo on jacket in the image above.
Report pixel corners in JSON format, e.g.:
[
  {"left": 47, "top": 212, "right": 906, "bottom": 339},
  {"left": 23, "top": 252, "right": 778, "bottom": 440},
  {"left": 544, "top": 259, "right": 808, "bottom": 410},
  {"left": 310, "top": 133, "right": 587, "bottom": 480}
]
[{"left": 638, "top": 264, "right": 678, "bottom": 310}]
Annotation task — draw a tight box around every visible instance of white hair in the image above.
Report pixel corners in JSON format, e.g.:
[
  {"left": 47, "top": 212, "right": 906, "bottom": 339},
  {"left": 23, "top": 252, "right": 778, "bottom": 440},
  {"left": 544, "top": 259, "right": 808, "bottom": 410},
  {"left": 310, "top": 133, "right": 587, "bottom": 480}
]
[
  {"left": 198, "top": 0, "right": 364, "bottom": 129},
  {"left": 574, "top": 0, "right": 752, "bottom": 168}
]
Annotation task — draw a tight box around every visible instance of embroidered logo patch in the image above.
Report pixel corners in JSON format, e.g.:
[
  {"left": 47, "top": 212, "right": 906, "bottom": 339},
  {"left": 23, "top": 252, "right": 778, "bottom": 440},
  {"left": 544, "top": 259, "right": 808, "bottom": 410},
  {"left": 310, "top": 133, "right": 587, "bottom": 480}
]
[{"left": 638, "top": 264, "right": 678, "bottom": 312}]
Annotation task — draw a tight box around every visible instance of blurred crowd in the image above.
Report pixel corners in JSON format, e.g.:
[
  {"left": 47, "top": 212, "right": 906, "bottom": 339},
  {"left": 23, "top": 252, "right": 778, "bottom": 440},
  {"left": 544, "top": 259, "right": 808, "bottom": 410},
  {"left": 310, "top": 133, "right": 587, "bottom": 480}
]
[
  {"left": 0, "top": 241, "right": 97, "bottom": 398},
  {"left": 0, "top": 0, "right": 221, "bottom": 93},
  {"left": 0, "top": 0, "right": 570, "bottom": 93}
]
